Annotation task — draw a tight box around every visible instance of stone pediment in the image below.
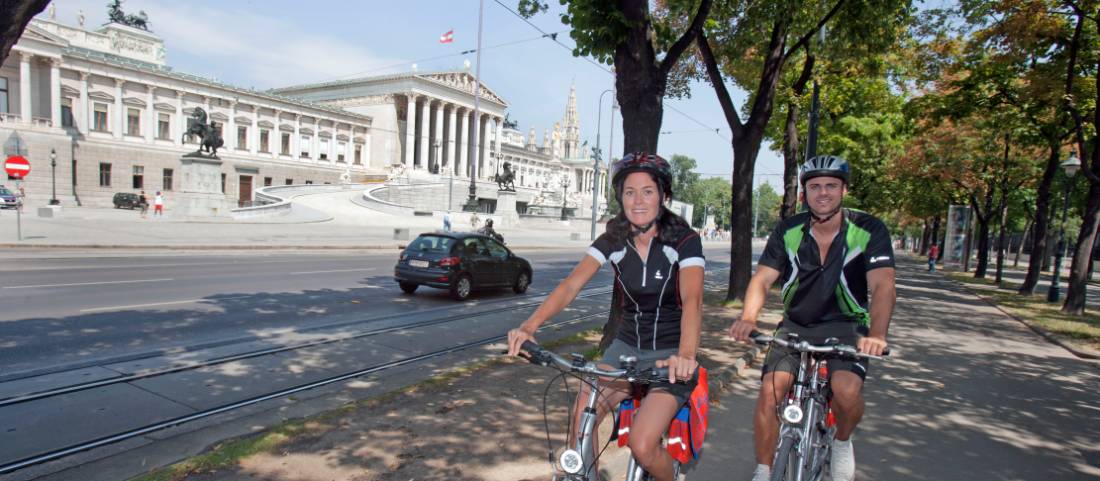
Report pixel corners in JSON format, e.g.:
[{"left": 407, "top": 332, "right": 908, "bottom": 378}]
[
  {"left": 418, "top": 72, "right": 507, "bottom": 107},
  {"left": 154, "top": 102, "right": 175, "bottom": 111},
  {"left": 88, "top": 90, "right": 115, "bottom": 102},
  {"left": 234, "top": 115, "right": 252, "bottom": 124},
  {"left": 60, "top": 85, "right": 80, "bottom": 97},
  {"left": 210, "top": 112, "right": 229, "bottom": 121},
  {"left": 21, "top": 24, "right": 68, "bottom": 47},
  {"left": 258, "top": 120, "right": 275, "bottom": 129},
  {"left": 122, "top": 97, "right": 146, "bottom": 107},
  {"left": 279, "top": 123, "right": 294, "bottom": 132}
]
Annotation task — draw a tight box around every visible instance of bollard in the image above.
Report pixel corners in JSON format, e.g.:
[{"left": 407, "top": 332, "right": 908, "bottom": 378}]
[{"left": 394, "top": 228, "right": 410, "bottom": 240}]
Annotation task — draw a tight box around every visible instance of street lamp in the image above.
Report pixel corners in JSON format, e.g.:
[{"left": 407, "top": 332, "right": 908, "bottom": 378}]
[
  {"left": 593, "top": 89, "right": 613, "bottom": 240},
  {"left": 560, "top": 174, "right": 571, "bottom": 221},
  {"left": 463, "top": 0, "right": 486, "bottom": 213},
  {"left": 49, "top": 148, "right": 59, "bottom": 205},
  {"left": 1047, "top": 149, "right": 1081, "bottom": 302}
]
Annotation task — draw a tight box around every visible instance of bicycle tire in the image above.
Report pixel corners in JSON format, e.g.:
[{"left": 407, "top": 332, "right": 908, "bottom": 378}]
[
  {"left": 806, "top": 402, "right": 831, "bottom": 481},
  {"left": 769, "top": 435, "right": 798, "bottom": 481}
]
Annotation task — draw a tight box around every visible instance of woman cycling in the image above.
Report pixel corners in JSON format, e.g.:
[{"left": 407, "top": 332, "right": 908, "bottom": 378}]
[{"left": 507, "top": 152, "right": 705, "bottom": 481}]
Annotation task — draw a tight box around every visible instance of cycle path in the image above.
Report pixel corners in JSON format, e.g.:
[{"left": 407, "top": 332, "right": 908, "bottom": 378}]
[{"left": 691, "top": 258, "right": 1100, "bottom": 480}]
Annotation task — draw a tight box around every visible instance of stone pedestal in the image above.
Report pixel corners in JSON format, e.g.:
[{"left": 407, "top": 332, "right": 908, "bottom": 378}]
[
  {"left": 175, "top": 155, "right": 231, "bottom": 218},
  {"left": 496, "top": 190, "right": 520, "bottom": 228}
]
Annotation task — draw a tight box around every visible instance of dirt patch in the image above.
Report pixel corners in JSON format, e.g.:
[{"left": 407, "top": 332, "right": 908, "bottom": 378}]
[{"left": 140, "top": 291, "right": 780, "bottom": 481}]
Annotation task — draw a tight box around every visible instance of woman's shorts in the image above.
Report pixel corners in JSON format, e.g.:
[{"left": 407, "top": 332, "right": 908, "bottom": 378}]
[{"left": 602, "top": 339, "right": 693, "bottom": 406}]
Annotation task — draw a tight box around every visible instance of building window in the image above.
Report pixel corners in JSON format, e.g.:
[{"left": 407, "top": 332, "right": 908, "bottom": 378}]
[
  {"left": 0, "top": 77, "right": 8, "bottom": 113},
  {"left": 319, "top": 138, "right": 329, "bottom": 160},
  {"left": 157, "top": 113, "right": 171, "bottom": 139},
  {"left": 61, "top": 98, "right": 74, "bottom": 127},
  {"left": 259, "top": 129, "right": 270, "bottom": 153},
  {"left": 132, "top": 165, "right": 144, "bottom": 189},
  {"left": 263, "top": 177, "right": 272, "bottom": 187},
  {"left": 99, "top": 162, "right": 111, "bottom": 187},
  {"left": 337, "top": 141, "right": 346, "bottom": 162},
  {"left": 285, "top": 178, "right": 293, "bottom": 185},
  {"left": 281, "top": 133, "right": 290, "bottom": 155},
  {"left": 300, "top": 135, "right": 311, "bottom": 157},
  {"left": 221, "top": 173, "right": 227, "bottom": 193},
  {"left": 237, "top": 126, "right": 248, "bottom": 150},
  {"left": 354, "top": 145, "right": 362, "bottom": 165},
  {"left": 93, "top": 103, "right": 109, "bottom": 132},
  {"left": 163, "top": 168, "right": 173, "bottom": 191},
  {"left": 126, "top": 108, "right": 141, "bottom": 136}
]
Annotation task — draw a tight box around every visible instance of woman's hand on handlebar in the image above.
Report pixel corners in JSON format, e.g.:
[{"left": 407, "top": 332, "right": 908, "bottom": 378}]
[
  {"left": 656, "top": 354, "right": 698, "bottom": 384},
  {"left": 507, "top": 326, "right": 536, "bottom": 357}
]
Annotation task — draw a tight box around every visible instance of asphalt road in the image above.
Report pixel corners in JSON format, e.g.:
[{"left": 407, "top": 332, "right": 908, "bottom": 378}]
[{"left": 0, "top": 247, "right": 734, "bottom": 379}]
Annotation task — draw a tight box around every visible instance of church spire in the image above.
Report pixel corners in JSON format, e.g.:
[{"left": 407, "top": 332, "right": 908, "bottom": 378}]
[{"left": 562, "top": 82, "right": 580, "bottom": 159}]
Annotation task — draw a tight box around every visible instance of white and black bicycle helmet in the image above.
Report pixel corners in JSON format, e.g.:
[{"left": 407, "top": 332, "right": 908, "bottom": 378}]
[{"left": 799, "top": 155, "right": 850, "bottom": 186}]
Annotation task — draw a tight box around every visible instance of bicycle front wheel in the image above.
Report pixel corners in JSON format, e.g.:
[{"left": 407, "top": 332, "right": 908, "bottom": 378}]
[{"left": 770, "top": 435, "right": 798, "bottom": 481}]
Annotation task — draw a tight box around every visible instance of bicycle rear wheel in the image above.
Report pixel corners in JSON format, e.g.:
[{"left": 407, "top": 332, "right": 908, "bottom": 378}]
[{"left": 769, "top": 435, "right": 798, "bottom": 481}]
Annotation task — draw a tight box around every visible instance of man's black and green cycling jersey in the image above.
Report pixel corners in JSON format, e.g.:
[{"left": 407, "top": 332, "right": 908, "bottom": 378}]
[{"left": 758, "top": 209, "right": 894, "bottom": 329}]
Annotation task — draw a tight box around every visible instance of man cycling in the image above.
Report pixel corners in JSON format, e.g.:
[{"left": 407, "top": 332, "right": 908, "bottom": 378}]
[
  {"left": 508, "top": 152, "right": 704, "bottom": 481},
  {"left": 729, "top": 155, "right": 896, "bottom": 481}
]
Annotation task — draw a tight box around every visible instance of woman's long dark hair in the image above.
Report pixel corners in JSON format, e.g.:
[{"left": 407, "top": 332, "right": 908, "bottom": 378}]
[{"left": 605, "top": 172, "right": 693, "bottom": 246}]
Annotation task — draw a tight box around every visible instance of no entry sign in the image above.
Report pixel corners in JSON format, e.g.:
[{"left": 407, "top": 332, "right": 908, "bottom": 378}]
[{"left": 4, "top": 156, "right": 30, "bottom": 179}]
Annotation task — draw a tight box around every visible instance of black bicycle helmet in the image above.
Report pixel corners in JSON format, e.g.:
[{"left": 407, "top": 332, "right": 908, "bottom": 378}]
[
  {"left": 799, "top": 155, "right": 850, "bottom": 185},
  {"left": 611, "top": 152, "right": 674, "bottom": 201}
]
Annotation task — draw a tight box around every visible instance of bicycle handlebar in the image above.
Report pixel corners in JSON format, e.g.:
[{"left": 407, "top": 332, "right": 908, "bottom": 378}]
[
  {"left": 520, "top": 341, "right": 697, "bottom": 388},
  {"left": 749, "top": 331, "right": 889, "bottom": 360}
]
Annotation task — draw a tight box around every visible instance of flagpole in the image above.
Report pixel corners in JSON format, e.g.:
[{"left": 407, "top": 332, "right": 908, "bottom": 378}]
[{"left": 462, "top": 0, "right": 485, "bottom": 212}]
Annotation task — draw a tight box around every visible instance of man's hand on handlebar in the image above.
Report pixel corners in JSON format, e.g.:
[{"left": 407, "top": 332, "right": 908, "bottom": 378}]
[
  {"left": 857, "top": 335, "right": 888, "bottom": 357},
  {"left": 655, "top": 354, "right": 698, "bottom": 384},
  {"left": 729, "top": 318, "right": 758, "bottom": 343},
  {"left": 507, "top": 327, "right": 536, "bottom": 357}
]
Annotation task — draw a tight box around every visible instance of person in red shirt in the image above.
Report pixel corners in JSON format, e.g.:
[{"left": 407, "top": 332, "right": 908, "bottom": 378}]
[{"left": 928, "top": 244, "right": 939, "bottom": 272}]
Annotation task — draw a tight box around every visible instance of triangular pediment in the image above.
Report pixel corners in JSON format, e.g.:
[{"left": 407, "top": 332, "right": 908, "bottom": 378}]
[
  {"left": 21, "top": 24, "right": 68, "bottom": 47},
  {"left": 418, "top": 72, "right": 508, "bottom": 107}
]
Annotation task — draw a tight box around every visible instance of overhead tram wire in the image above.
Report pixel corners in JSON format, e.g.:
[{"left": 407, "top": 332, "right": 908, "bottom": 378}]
[{"left": 491, "top": 0, "right": 731, "bottom": 144}]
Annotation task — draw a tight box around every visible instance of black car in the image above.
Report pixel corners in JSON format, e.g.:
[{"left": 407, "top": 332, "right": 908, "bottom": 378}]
[
  {"left": 394, "top": 232, "right": 532, "bottom": 301},
  {"left": 113, "top": 192, "right": 146, "bottom": 209},
  {"left": 0, "top": 186, "right": 18, "bottom": 209}
]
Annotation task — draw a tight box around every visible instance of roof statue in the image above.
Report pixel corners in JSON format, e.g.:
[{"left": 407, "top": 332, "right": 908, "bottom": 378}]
[{"left": 107, "top": 0, "right": 151, "bottom": 31}]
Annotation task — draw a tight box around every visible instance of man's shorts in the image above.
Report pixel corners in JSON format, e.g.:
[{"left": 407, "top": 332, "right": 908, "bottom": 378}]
[
  {"left": 602, "top": 339, "right": 693, "bottom": 406},
  {"left": 760, "top": 322, "right": 870, "bottom": 382}
]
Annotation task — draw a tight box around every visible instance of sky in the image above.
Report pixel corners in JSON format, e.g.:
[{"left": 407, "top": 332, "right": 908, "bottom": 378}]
[{"left": 44, "top": 0, "right": 785, "bottom": 189}]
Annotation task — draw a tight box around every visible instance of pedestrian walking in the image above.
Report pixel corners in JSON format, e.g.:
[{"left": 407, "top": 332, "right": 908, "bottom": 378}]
[
  {"left": 928, "top": 244, "right": 939, "bottom": 272},
  {"left": 443, "top": 211, "right": 452, "bottom": 232},
  {"left": 470, "top": 212, "right": 480, "bottom": 231},
  {"left": 139, "top": 190, "right": 148, "bottom": 218},
  {"left": 154, "top": 191, "right": 164, "bottom": 216}
]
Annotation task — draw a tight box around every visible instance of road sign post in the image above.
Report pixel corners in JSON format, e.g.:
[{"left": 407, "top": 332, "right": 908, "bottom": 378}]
[{"left": 5, "top": 156, "right": 30, "bottom": 241}]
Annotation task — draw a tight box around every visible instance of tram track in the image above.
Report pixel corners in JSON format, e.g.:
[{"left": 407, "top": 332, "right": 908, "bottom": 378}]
[{"left": 0, "top": 307, "right": 608, "bottom": 475}]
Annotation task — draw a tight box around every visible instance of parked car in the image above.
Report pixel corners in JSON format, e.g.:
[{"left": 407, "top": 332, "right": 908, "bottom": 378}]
[
  {"left": 113, "top": 192, "right": 146, "bottom": 209},
  {"left": 0, "top": 186, "right": 18, "bottom": 209},
  {"left": 394, "top": 232, "right": 532, "bottom": 301}
]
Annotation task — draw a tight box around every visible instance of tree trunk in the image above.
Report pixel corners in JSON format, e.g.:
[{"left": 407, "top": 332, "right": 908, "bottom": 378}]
[
  {"left": 1020, "top": 144, "right": 1062, "bottom": 294},
  {"left": 1015, "top": 216, "right": 1033, "bottom": 268},
  {"left": 780, "top": 54, "right": 814, "bottom": 220},
  {"left": 1064, "top": 180, "right": 1100, "bottom": 314},
  {"left": 974, "top": 186, "right": 995, "bottom": 278},
  {"left": 728, "top": 135, "right": 766, "bottom": 301},
  {"left": 920, "top": 219, "right": 931, "bottom": 255},
  {"left": 0, "top": 0, "right": 51, "bottom": 64},
  {"left": 995, "top": 188, "right": 1009, "bottom": 285}
]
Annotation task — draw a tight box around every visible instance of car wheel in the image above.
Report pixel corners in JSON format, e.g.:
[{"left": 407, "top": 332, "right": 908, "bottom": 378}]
[
  {"left": 399, "top": 281, "right": 418, "bottom": 294},
  {"left": 450, "top": 274, "right": 472, "bottom": 301},
  {"left": 513, "top": 270, "right": 530, "bottom": 294}
]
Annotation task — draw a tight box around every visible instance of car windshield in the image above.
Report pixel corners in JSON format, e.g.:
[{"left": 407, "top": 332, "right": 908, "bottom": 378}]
[
  {"left": 408, "top": 235, "right": 455, "bottom": 254},
  {"left": 0, "top": 188, "right": 11, "bottom": 196}
]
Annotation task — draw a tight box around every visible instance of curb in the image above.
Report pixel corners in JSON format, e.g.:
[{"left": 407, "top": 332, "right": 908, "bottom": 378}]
[
  {"left": 945, "top": 278, "right": 1100, "bottom": 361},
  {"left": 0, "top": 243, "right": 585, "bottom": 251}
]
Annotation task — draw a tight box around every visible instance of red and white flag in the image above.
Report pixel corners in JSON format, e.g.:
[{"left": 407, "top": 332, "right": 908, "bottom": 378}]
[{"left": 439, "top": 29, "right": 454, "bottom": 44}]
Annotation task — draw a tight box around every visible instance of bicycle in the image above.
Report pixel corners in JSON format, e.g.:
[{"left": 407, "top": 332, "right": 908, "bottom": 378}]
[
  {"left": 519, "top": 340, "right": 697, "bottom": 481},
  {"left": 750, "top": 331, "right": 888, "bottom": 481}
]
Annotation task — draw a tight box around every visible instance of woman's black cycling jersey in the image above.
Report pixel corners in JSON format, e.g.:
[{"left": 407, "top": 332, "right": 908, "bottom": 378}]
[{"left": 588, "top": 231, "right": 705, "bottom": 350}]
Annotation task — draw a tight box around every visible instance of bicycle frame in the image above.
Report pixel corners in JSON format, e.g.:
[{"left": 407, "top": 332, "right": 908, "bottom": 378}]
[{"left": 774, "top": 351, "right": 832, "bottom": 481}]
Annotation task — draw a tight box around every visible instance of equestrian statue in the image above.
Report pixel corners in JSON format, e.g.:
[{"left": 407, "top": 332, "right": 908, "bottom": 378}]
[
  {"left": 494, "top": 161, "right": 516, "bottom": 192},
  {"left": 181, "top": 107, "right": 225, "bottom": 157}
]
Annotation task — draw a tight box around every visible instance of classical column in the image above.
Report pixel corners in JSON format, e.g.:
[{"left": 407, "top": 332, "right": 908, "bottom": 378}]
[
  {"left": 494, "top": 116, "right": 503, "bottom": 173},
  {"left": 479, "top": 114, "right": 489, "bottom": 179},
  {"left": 433, "top": 101, "right": 444, "bottom": 173},
  {"left": 311, "top": 119, "right": 319, "bottom": 161},
  {"left": 456, "top": 107, "right": 468, "bottom": 177},
  {"left": 293, "top": 114, "right": 301, "bottom": 160},
  {"left": 174, "top": 90, "right": 184, "bottom": 146},
  {"left": 346, "top": 126, "right": 354, "bottom": 164},
  {"left": 49, "top": 59, "right": 61, "bottom": 128},
  {"left": 144, "top": 85, "right": 154, "bottom": 143},
  {"left": 113, "top": 79, "right": 124, "bottom": 139},
  {"left": 250, "top": 108, "right": 259, "bottom": 156},
  {"left": 446, "top": 105, "right": 457, "bottom": 174},
  {"left": 418, "top": 98, "right": 430, "bottom": 170},
  {"left": 18, "top": 53, "right": 31, "bottom": 122},
  {"left": 78, "top": 72, "right": 89, "bottom": 134},
  {"left": 404, "top": 94, "right": 416, "bottom": 170},
  {"left": 271, "top": 110, "right": 280, "bottom": 158},
  {"left": 227, "top": 102, "right": 237, "bottom": 150},
  {"left": 363, "top": 131, "right": 372, "bottom": 168}
]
